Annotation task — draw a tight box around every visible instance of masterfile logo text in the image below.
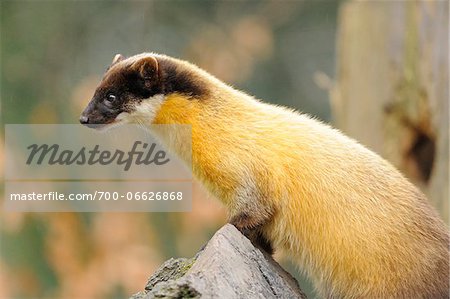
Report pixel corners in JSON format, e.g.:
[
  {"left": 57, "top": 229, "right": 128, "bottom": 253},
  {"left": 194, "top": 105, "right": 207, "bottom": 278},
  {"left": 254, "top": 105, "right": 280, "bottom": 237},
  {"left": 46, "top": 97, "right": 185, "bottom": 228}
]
[
  {"left": 26, "top": 141, "right": 170, "bottom": 171},
  {"left": 4, "top": 124, "right": 192, "bottom": 212}
]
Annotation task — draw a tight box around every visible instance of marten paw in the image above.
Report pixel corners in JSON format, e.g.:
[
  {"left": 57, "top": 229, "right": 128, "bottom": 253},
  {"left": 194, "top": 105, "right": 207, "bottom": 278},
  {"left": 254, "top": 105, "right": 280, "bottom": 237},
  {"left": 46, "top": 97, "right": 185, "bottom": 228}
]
[
  {"left": 229, "top": 212, "right": 261, "bottom": 231},
  {"left": 229, "top": 213, "right": 274, "bottom": 254},
  {"left": 249, "top": 230, "right": 274, "bottom": 254}
]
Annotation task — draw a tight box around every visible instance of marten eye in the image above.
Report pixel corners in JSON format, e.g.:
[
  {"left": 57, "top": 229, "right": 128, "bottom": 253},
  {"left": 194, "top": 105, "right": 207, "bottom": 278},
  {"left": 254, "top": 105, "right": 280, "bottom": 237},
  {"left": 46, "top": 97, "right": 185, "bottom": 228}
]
[{"left": 105, "top": 94, "right": 117, "bottom": 106}]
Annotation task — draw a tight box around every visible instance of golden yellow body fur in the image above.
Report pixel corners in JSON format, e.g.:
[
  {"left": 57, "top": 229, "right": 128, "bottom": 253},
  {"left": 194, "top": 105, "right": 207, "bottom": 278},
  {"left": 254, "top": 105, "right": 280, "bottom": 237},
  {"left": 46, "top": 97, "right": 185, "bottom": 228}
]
[
  {"left": 150, "top": 60, "right": 448, "bottom": 298},
  {"left": 86, "top": 54, "right": 450, "bottom": 298}
]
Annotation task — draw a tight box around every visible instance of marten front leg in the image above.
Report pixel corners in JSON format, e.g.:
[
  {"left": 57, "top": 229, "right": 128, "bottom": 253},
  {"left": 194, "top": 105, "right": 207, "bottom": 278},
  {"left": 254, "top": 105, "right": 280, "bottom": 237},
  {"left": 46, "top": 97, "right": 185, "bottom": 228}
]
[{"left": 229, "top": 211, "right": 274, "bottom": 255}]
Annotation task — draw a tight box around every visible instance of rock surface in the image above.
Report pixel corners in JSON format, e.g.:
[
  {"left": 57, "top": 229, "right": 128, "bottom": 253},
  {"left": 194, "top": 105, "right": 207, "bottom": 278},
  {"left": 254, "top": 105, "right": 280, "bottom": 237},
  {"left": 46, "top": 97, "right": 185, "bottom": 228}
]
[{"left": 130, "top": 224, "right": 306, "bottom": 299}]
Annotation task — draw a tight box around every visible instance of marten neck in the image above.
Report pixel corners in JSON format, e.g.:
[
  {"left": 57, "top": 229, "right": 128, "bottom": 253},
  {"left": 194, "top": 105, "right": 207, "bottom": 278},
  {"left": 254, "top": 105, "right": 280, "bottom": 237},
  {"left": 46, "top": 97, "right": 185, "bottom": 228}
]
[{"left": 152, "top": 91, "right": 256, "bottom": 207}]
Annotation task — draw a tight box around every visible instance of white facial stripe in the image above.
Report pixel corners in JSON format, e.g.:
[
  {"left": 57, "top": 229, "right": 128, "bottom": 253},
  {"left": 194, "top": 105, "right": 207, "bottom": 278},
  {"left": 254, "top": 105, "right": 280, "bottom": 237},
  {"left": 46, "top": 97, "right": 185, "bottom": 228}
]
[
  {"left": 115, "top": 112, "right": 130, "bottom": 121},
  {"left": 114, "top": 94, "right": 165, "bottom": 126},
  {"left": 134, "top": 94, "right": 165, "bottom": 121}
]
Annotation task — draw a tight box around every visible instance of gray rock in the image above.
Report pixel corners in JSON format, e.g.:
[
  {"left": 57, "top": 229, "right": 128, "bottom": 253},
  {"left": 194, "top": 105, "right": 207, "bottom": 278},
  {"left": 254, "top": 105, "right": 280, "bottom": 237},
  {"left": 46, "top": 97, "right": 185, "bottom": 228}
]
[{"left": 130, "top": 224, "right": 306, "bottom": 299}]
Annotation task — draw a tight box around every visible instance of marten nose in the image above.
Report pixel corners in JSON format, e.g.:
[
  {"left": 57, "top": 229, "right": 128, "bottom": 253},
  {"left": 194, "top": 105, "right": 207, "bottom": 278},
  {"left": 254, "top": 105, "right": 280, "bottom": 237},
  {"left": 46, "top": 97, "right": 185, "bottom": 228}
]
[{"left": 79, "top": 115, "right": 89, "bottom": 124}]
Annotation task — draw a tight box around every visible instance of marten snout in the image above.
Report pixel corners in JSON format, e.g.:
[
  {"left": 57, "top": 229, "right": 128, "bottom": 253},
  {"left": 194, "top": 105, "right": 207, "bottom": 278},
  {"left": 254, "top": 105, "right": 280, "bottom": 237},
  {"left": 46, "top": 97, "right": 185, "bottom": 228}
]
[
  {"left": 79, "top": 114, "right": 98, "bottom": 128},
  {"left": 79, "top": 115, "right": 89, "bottom": 124},
  {"left": 79, "top": 97, "right": 118, "bottom": 129}
]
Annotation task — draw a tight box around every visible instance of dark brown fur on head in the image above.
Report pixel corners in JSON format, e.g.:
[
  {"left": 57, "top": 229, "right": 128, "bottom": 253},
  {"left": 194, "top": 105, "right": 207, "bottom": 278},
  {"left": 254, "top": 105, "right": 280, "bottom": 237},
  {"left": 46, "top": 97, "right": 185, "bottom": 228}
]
[{"left": 80, "top": 53, "right": 208, "bottom": 127}]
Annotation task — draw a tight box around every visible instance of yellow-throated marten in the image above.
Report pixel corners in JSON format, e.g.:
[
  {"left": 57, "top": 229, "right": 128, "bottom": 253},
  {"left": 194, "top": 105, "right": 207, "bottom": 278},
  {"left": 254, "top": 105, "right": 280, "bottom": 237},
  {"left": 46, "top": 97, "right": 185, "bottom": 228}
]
[{"left": 81, "top": 53, "right": 449, "bottom": 298}]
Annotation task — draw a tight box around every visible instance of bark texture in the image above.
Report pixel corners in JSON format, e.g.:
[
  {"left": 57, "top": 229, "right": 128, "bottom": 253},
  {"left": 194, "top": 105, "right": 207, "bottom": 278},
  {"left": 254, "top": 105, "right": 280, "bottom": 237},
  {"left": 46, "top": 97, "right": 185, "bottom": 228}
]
[{"left": 332, "top": 1, "right": 449, "bottom": 221}]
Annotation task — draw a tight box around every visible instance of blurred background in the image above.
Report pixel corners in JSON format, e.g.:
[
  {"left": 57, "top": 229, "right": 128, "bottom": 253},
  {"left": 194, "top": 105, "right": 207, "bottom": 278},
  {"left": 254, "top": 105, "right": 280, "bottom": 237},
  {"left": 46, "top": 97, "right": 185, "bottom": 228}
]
[{"left": 1, "top": 1, "right": 448, "bottom": 298}]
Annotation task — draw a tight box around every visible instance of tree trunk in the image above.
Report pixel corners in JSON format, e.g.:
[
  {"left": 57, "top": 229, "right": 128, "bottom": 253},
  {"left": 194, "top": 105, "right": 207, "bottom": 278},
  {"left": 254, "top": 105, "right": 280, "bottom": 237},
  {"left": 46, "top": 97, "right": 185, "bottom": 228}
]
[{"left": 332, "top": 0, "right": 449, "bottom": 222}]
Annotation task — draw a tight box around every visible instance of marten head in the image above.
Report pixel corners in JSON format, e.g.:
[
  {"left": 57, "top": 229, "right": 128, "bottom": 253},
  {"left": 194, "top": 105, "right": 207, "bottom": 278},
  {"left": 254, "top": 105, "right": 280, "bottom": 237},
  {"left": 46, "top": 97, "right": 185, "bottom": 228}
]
[{"left": 80, "top": 53, "right": 208, "bottom": 129}]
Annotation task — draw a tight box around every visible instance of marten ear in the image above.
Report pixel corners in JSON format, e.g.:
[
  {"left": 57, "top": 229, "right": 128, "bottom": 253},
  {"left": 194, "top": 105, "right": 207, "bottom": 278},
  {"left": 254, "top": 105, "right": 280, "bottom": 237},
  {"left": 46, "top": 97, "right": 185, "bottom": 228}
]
[
  {"left": 111, "top": 54, "right": 125, "bottom": 65},
  {"left": 131, "top": 56, "right": 159, "bottom": 80}
]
